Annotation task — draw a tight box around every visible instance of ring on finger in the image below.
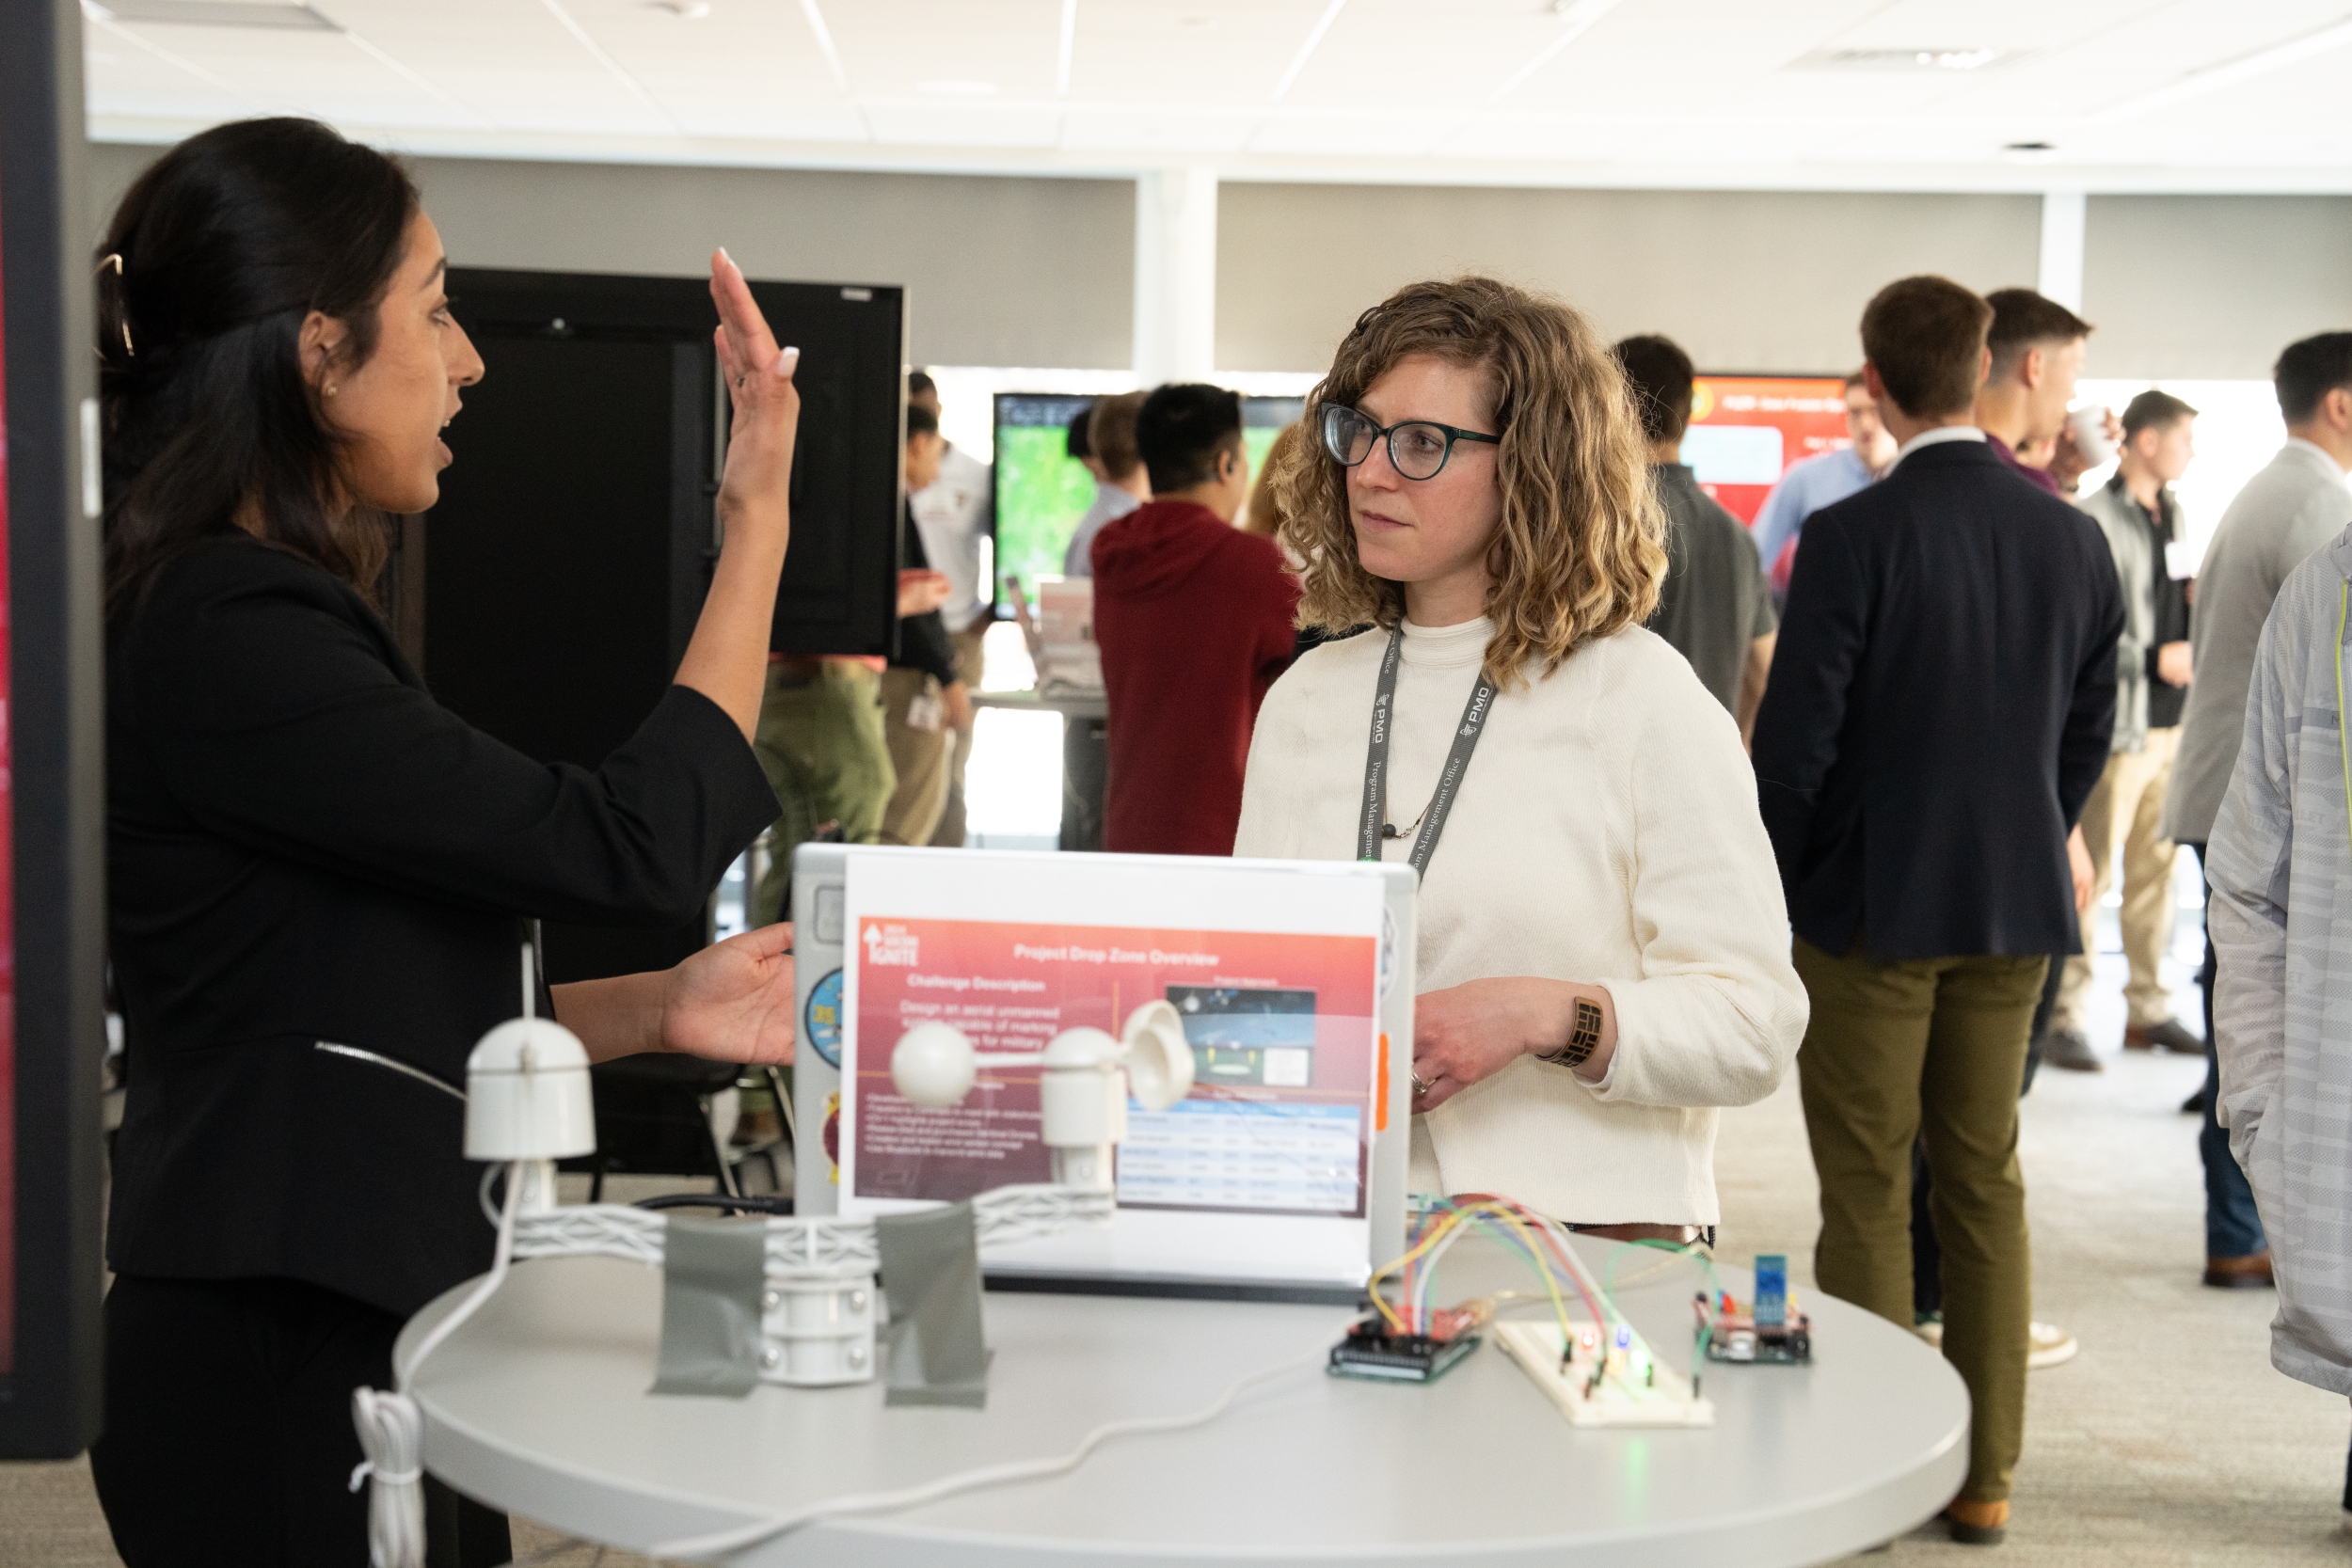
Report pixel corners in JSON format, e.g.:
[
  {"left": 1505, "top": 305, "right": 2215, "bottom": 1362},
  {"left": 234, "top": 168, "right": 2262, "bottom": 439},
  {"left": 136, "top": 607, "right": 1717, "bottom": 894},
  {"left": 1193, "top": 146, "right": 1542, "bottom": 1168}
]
[{"left": 1409, "top": 1070, "right": 1431, "bottom": 1096}]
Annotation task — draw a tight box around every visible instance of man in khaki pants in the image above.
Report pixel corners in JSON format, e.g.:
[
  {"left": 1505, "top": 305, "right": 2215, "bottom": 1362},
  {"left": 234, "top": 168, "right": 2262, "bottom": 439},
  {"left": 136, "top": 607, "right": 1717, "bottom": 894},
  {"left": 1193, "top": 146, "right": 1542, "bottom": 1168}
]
[
  {"left": 1753, "top": 277, "right": 2122, "bottom": 1544},
  {"left": 2047, "top": 391, "right": 2202, "bottom": 1069}
]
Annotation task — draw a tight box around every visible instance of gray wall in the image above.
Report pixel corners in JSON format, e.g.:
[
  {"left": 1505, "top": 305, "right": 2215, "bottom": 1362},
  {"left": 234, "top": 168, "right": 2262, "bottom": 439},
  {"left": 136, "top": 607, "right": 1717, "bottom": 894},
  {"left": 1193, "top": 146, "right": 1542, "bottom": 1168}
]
[
  {"left": 1216, "top": 183, "right": 2042, "bottom": 374},
  {"left": 86, "top": 142, "right": 1136, "bottom": 370},
  {"left": 2085, "top": 196, "right": 2352, "bottom": 380},
  {"left": 84, "top": 142, "right": 2352, "bottom": 380}
]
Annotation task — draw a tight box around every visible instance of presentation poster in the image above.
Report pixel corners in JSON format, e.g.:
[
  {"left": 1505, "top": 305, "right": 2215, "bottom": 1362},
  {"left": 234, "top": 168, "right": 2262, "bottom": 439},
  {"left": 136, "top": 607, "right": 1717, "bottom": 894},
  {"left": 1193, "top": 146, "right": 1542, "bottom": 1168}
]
[
  {"left": 1682, "top": 375, "right": 1851, "bottom": 525},
  {"left": 833, "top": 849, "right": 1396, "bottom": 1288},
  {"left": 847, "top": 918, "right": 1377, "bottom": 1215}
]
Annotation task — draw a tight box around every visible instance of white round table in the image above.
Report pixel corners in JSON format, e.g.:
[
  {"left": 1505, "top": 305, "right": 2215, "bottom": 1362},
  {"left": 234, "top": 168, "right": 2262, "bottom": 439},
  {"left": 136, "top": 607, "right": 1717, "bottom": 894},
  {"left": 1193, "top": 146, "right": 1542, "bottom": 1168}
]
[{"left": 400, "top": 1237, "right": 1968, "bottom": 1565}]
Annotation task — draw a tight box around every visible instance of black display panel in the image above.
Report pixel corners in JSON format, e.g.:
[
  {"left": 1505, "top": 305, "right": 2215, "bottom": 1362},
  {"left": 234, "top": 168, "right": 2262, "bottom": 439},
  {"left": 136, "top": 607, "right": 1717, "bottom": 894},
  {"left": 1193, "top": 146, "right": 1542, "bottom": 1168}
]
[
  {"left": 420, "top": 268, "right": 904, "bottom": 984},
  {"left": 0, "top": 0, "right": 106, "bottom": 1460}
]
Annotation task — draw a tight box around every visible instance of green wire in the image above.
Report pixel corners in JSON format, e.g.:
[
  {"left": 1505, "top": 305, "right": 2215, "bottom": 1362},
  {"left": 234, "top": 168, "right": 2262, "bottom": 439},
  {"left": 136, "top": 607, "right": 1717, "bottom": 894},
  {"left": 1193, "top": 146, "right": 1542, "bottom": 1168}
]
[{"left": 1599, "top": 1238, "right": 1724, "bottom": 1391}]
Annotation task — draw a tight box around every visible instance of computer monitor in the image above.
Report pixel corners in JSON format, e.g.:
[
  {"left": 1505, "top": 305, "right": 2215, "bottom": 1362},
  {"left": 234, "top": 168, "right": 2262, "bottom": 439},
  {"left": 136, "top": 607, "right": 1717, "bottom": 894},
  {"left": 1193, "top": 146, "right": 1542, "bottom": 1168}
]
[
  {"left": 790, "top": 844, "right": 1415, "bottom": 1303},
  {"left": 993, "top": 392, "right": 1099, "bottom": 588},
  {"left": 418, "top": 267, "right": 906, "bottom": 985},
  {"left": 993, "top": 392, "right": 1311, "bottom": 588},
  {"left": 1243, "top": 393, "right": 1306, "bottom": 476},
  {"left": 1, "top": 0, "right": 108, "bottom": 1460},
  {"left": 1679, "top": 374, "right": 1851, "bottom": 525}
]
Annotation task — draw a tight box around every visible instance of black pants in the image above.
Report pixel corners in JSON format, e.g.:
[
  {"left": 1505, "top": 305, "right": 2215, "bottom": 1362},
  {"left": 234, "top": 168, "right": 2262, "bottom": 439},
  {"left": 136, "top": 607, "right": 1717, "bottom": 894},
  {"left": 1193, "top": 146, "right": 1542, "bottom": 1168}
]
[
  {"left": 1912, "top": 954, "right": 2063, "bottom": 1316},
  {"left": 90, "top": 1275, "right": 511, "bottom": 1568}
]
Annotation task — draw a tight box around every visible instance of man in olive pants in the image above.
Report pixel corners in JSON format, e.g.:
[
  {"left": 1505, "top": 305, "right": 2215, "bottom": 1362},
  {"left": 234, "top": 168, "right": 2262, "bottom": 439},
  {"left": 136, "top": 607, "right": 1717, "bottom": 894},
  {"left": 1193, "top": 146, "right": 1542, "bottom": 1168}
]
[
  {"left": 1797, "top": 946, "right": 2047, "bottom": 1418},
  {"left": 1753, "top": 277, "right": 2121, "bottom": 1544},
  {"left": 749, "top": 657, "right": 893, "bottom": 928}
]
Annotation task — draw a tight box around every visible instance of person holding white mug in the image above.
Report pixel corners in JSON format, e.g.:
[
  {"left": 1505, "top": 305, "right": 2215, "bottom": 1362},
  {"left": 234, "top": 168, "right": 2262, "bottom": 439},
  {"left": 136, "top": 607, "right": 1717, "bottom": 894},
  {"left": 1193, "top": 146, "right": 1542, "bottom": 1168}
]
[{"left": 2050, "top": 400, "right": 2126, "bottom": 495}]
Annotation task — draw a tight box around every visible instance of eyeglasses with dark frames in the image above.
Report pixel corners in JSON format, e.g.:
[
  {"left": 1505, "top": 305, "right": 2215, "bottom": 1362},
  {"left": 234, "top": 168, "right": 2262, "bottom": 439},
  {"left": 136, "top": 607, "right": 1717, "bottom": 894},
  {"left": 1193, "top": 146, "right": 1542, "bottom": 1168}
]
[{"left": 1321, "top": 404, "right": 1501, "bottom": 482}]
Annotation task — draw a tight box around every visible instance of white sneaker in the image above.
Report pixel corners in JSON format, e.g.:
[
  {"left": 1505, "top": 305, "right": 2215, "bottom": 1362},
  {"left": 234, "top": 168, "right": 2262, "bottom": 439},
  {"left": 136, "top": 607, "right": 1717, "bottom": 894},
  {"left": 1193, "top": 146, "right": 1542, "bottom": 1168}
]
[
  {"left": 1913, "top": 1318, "right": 2077, "bottom": 1370},
  {"left": 2028, "top": 1321, "right": 2077, "bottom": 1370}
]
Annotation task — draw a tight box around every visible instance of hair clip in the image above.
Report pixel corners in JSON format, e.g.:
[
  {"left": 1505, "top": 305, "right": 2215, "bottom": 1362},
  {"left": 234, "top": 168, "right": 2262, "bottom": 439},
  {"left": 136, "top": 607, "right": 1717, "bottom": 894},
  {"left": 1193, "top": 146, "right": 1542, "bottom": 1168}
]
[{"left": 97, "top": 252, "right": 134, "bottom": 357}]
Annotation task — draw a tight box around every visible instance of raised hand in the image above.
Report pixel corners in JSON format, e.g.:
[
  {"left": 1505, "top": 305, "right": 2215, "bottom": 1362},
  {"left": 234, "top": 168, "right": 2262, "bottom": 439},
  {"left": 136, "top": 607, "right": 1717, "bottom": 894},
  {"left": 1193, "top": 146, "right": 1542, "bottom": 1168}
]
[
  {"left": 709, "top": 248, "right": 800, "bottom": 546},
  {"left": 675, "top": 250, "right": 803, "bottom": 736}
]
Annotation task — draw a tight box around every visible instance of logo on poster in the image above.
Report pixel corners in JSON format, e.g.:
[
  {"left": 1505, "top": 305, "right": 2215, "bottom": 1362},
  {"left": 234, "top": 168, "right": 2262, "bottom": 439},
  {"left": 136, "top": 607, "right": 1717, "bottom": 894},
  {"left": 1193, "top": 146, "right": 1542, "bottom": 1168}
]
[{"left": 863, "top": 921, "right": 919, "bottom": 966}]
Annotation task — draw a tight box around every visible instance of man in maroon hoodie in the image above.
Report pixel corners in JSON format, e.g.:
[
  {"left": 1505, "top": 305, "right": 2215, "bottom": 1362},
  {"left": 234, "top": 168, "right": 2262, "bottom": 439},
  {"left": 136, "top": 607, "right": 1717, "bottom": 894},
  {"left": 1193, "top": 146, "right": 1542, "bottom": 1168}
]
[{"left": 1091, "top": 384, "right": 1299, "bottom": 855}]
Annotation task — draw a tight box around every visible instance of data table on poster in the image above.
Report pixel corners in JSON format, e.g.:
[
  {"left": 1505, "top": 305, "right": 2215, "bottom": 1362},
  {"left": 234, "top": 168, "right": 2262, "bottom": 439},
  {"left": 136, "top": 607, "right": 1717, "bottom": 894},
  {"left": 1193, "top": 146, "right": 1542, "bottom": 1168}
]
[{"left": 1116, "top": 1101, "right": 1363, "bottom": 1212}]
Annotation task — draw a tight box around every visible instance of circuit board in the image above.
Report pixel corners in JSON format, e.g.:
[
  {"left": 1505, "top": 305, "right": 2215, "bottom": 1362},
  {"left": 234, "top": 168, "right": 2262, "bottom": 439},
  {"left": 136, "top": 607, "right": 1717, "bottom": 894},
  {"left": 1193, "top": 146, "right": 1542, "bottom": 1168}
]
[
  {"left": 1327, "top": 1320, "right": 1483, "bottom": 1383},
  {"left": 1699, "top": 1306, "right": 1814, "bottom": 1364},
  {"left": 1493, "top": 1320, "right": 1716, "bottom": 1428}
]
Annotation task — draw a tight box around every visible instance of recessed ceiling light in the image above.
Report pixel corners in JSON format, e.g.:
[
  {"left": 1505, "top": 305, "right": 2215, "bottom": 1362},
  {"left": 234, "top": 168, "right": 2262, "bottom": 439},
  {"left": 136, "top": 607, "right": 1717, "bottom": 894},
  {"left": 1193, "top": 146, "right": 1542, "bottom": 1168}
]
[
  {"left": 2001, "top": 140, "right": 2060, "bottom": 164},
  {"left": 1792, "top": 47, "right": 2010, "bottom": 72},
  {"left": 917, "top": 79, "right": 998, "bottom": 96}
]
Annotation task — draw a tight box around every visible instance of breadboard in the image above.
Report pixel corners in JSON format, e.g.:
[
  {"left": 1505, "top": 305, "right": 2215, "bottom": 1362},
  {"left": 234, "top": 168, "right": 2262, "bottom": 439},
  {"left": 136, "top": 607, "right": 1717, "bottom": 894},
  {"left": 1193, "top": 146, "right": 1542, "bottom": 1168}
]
[{"left": 1494, "top": 1321, "right": 1715, "bottom": 1428}]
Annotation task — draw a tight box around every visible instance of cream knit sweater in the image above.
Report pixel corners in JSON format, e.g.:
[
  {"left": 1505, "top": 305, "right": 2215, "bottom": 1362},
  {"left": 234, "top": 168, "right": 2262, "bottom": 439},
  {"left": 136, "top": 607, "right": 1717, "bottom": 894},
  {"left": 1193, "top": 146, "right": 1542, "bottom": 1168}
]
[{"left": 1233, "top": 616, "right": 1807, "bottom": 1225}]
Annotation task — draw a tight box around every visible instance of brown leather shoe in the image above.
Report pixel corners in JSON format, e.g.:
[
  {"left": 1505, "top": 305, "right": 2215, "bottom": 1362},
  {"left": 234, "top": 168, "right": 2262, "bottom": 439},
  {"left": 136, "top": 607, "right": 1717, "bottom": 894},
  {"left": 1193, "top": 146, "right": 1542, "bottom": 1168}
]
[
  {"left": 2042, "top": 1028, "right": 2104, "bottom": 1072},
  {"left": 2125, "top": 1019, "right": 2205, "bottom": 1054},
  {"left": 2204, "top": 1251, "right": 2275, "bottom": 1289},
  {"left": 1945, "top": 1498, "right": 2009, "bottom": 1544}
]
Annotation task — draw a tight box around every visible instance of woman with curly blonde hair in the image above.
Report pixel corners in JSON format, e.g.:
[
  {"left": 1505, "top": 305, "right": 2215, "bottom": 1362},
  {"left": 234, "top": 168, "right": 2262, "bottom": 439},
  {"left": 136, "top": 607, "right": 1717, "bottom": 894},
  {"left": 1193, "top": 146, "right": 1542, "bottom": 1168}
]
[{"left": 1233, "top": 277, "right": 1806, "bottom": 1237}]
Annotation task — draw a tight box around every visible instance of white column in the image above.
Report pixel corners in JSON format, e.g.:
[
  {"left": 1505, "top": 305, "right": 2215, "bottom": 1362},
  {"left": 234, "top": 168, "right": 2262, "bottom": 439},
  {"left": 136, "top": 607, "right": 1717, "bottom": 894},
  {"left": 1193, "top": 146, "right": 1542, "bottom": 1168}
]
[
  {"left": 2037, "top": 190, "right": 2087, "bottom": 312},
  {"left": 1132, "top": 166, "right": 1218, "bottom": 386}
]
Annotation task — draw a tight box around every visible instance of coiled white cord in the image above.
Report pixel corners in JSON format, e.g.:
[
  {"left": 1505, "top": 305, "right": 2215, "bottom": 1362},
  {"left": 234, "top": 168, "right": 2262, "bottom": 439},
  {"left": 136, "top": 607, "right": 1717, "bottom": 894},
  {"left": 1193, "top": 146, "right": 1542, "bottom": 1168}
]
[
  {"left": 351, "top": 1159, "right": 524, "bottom": 1568},
  {"left": 349, "top": 1386, "right": 426, "bottom": 1568},
  {"left": 650, "top": 1346, "right": 1326, "bottom": 1562}
]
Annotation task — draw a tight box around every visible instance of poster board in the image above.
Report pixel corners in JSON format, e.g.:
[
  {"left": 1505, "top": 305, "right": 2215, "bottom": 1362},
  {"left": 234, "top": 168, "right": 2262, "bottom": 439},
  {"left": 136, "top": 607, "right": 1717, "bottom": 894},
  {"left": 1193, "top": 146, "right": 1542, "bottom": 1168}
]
[
  {"left": 793, "top": 846, "right": 1414, "bottom": 1300},
  {"left": 1681, "top": 375, "right": 1851, "bottom": 525}
]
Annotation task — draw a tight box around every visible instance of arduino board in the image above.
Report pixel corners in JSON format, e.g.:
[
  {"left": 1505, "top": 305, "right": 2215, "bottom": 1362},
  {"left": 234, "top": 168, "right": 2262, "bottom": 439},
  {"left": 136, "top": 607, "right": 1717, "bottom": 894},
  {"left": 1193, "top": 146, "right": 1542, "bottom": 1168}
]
[{"left": 1327, "top": 1316, "right": 1482, "bottom": 1383}]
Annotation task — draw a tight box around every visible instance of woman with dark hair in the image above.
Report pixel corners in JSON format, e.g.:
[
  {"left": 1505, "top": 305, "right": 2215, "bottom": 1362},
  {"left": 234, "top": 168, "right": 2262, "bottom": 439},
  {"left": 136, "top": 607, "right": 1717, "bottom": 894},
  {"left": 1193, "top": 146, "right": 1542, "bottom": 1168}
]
[{"left": 87, "top": 118, "right": 803, "bottom": 1565}]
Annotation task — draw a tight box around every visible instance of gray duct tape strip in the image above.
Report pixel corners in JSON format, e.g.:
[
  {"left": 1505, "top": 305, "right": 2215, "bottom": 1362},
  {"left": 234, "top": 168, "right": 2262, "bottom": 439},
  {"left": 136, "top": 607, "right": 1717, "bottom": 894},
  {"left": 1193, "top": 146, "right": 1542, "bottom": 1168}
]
[
  {"left": 877, "top": 1202, "right": 991, "bottom": 1408},
  {"left": 651, "top": 1215, "right": 769, "bottom": 1397}
]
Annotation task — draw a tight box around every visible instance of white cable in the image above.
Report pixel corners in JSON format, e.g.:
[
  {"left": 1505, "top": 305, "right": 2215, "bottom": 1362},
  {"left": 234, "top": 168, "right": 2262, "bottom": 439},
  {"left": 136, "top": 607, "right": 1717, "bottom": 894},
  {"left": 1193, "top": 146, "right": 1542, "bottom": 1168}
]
[
  {"left": 351, "top": 1160, "right": 524, "bottom": 1568},
  {"left": 401, "top": 1156, "right": 523, "bottom": 1390},
  {"left": 651, "top": 1347, "right": 1326, "bottom": 1561},
  {"left": 349, "top": 1386, "right": 426, "bottom": 1568}
]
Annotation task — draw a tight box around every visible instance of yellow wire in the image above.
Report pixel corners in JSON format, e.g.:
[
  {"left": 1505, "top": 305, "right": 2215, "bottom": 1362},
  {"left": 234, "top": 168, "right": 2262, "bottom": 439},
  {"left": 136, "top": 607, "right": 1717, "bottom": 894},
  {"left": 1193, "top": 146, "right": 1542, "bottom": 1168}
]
[
  {"left": 1366, "top": 1200, "right": 1576, "bottom": 1343},
  {"left": 1366, "top": 1209, "right": 1467, "bottom": 1331},
  {"left": 1464, "top": 1202, "right": 1577, "bottom": 1342}
]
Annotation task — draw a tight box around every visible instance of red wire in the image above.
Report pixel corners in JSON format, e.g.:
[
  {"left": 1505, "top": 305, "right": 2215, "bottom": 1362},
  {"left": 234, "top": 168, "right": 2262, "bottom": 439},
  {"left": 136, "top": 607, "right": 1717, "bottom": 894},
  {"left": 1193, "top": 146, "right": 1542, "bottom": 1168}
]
[{"left": 1433, "top": 1194, "right": 1606, "bottom": 1331}]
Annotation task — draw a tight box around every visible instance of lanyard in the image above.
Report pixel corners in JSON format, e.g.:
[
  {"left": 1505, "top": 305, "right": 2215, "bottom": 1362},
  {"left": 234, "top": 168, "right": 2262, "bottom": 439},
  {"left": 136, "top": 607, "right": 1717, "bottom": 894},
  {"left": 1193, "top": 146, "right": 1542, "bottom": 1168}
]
[{"left": 1358, "top": 625, "right": 1497, "bottom": 879}]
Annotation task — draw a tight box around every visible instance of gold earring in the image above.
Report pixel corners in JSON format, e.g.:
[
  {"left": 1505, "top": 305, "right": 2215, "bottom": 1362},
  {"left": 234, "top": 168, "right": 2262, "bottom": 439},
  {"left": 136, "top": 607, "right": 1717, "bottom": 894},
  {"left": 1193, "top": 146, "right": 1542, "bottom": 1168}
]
[{"left": 324, "top": 383, "right": 339, "bottom": 398}]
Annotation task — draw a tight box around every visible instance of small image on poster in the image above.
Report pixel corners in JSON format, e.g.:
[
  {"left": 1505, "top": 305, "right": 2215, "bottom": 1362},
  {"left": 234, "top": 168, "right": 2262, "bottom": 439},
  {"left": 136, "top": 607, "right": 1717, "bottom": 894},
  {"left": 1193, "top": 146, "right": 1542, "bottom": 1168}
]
[
  {"left": 846, "top": 918, "right": 1376, "bottom": 1219},
  {"left": 1169, "top": 986, "right": 1316, "bottom": 1087}
]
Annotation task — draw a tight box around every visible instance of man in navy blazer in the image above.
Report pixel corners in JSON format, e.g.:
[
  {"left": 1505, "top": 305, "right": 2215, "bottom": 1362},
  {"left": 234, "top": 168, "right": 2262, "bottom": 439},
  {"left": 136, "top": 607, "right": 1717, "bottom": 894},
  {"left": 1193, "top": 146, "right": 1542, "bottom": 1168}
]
[{"left": 1751, "top": 275, "right": 2122, "bottom": 1544}]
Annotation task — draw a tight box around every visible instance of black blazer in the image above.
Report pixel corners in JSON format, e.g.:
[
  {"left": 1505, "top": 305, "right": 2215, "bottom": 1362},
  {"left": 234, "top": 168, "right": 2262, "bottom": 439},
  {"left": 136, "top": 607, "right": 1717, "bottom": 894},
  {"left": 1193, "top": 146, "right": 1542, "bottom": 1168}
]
[
  {"left": 1751, "top": 438, "right": 2123, "bottom": 964},
  {"left": 106, "top": 540, "right": 777, "bottom": 1315}
]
